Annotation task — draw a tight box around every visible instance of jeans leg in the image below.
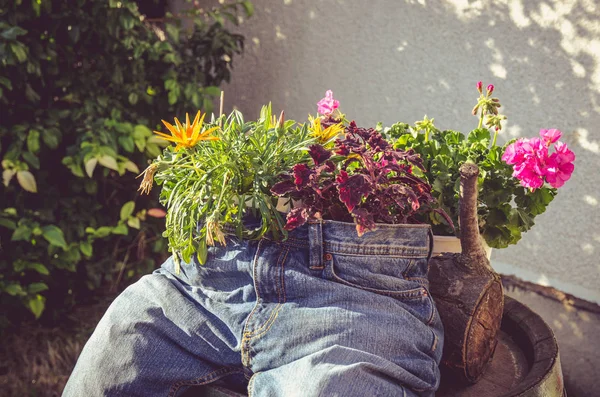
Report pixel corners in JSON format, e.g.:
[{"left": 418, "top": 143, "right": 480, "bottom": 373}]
[
  {"left": 248, "top": 345, "right": 419, "bottom": 397},
  {"left": 63, "top": 264, "right": 249, "bottom": 397}
]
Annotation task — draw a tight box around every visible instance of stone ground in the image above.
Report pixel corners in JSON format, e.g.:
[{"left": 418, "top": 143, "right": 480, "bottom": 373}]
[{"left": 502, "top": 276, "right": 600, "bottom": 397}]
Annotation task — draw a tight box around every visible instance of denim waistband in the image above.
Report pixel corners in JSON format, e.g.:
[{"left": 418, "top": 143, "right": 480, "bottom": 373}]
[
  {"left": 220, "top": 216, "right": 433, "bottom": 258},
  {"left": 290, "top": 220, "right": 432, "bottom": 257}
]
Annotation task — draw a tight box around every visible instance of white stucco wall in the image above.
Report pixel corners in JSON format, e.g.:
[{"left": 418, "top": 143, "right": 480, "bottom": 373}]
[{"left": 194, "top": 0, "right": 600, "bottom": 302}]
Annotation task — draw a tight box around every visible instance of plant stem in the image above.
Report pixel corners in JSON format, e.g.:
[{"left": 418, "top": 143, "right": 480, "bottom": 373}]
[
  {"left": 492, "top": 130, "right": 498, "bottom": 147},
  {"left": 478, "top": 110, "right": 484, "bottom": 129}
]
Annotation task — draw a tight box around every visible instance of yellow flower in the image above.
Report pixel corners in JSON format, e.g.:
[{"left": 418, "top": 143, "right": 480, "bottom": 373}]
[
  {"left": 308, "top": 115, "right": 344, "bottom": 144},
  {"left": 154, "top": 111, "right": 219, "bottom": 150}
]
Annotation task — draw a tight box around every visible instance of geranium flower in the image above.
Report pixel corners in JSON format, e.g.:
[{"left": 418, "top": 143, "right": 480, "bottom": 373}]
[
  {"left": 540, "top": 129, "right": 562, "bottom": 146},
  {"left": 545, "top": 141, "right": 575, "bottom": 188},
  {"left": 503, "top": 133, "right": 574, "bottom": 190},
  {"left": 154, "top": 111, "right": 219, "bottom": 150},
  {"left": 317, "top": 90, "right": 339, "bottom": 116},
  {"left": 308, "top": 115, "right": 344, "bottom": 144}
]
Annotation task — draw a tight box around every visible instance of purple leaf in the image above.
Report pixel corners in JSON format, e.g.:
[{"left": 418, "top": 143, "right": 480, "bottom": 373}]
[
  {"left": 292, "top": 164, "right": 313, "bottom": 188},
  {"left": 352, "top": 207, "right": 376, "bottom": 237},
  {"left": 337, "top": 171, "right": 371, "bottom": 212},
  {"left": 271, "top": 179, "right": 296, "bottom": 196},
  {"left": 308, "top": 144, "right": 332, "bottom": 165},
  {"left": 284, "top": 207, "right": 309, "bottom": 230}
]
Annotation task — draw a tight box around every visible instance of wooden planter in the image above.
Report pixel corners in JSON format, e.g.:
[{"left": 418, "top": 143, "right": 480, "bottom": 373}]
[{"left": 437, "top": 296, "right": 565, "bottom": 396}]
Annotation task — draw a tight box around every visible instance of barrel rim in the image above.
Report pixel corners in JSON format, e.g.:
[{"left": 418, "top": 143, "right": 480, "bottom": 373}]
[{"left": 499, "top": 296, "right": 563, "bottom": 397}]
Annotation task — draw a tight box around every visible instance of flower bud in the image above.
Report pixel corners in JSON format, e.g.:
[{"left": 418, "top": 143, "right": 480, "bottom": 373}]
[
  {"left": 477, "top": 81, "right": 483, "bottom": 94},
  {"left": 472, "top": 104, "right": 479, "bottom": 115},
  {"left": 487, "top": 84, "right": 494, "bottom": 95}
]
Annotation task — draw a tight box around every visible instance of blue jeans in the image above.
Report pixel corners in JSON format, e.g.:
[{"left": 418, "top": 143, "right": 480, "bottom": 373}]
[{"left": 63, "top": 220, "right": 443, "bottom": 396}]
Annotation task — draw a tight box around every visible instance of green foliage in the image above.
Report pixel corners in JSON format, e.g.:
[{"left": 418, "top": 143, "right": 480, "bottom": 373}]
[
  {"left": 151, "top": 105, "right": 313, "bottom": 266},
  {"left": 390, "top": 122, "right": 557, "bottom": 249},
  {"left": 0, "top": 0, "right": 251, "bottom": 325}
]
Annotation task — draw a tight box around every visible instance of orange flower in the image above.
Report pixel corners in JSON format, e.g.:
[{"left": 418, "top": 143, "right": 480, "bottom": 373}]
[{"left": 154, "top": 111, "right": 219, "bottom": 149}]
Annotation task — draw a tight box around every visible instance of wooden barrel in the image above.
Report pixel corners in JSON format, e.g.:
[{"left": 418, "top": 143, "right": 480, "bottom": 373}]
[
  {"left": 188, "top": 297, "right": 565, "bottom": 397},
  {"left": 437, "top": 296, "right": 565, "bottom": 396}
]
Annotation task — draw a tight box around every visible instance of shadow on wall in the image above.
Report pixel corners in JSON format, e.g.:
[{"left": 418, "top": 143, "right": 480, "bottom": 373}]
[{"left": 222, "top": 0, "right": 600, "bottom": 297}]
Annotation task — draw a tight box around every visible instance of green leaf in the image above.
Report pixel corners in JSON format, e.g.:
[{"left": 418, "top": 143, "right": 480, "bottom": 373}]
[
  {"left": 85, "top": 158, "right": 98, "bottom": 178},
  {"left": 127, "top": 216, "right": 140, "bottom": 229},
  {"left": 145, "top": 143, "right": 161, "bottom": 158},
  {"left": 112, "top": 223, "right": 128, "bottom": 235},
  {"left": 16, "top": 170, "right": 37, "bottom": 193},
  {"left": 28, "top": 282, "right": 49, "bottom": 293},
  {"left": 41, "top": 225, "right": 68, "bottom": 249},
  {"left": 242, "top": 1, "right": 255, "bottom": 17},
  {"left": 25, "top": 83, "right": 40, "bottom": 102},
  {"left": 28, "top": 294, "right": 46, "bottom": 319},
  {"left": 168, "top": 90, "right": 178, "bottom": 105},
  {"left": 0, "top": 76, "right": 13, "bottom": 90},
  {"left": 128, "top": 92, "right": 138, "bottom": 105},
  {"left": 120, "top": 201, "right": 135, "bottom": 221},
  {"left": 2, "top": 169, "right": 16, "bottom": 187},
  {"left": 11, "top": 224, "right": 31, "bottom": 241},
  {"left": 28, "top": 263, "right": 50, "bottom": 275},
  {"left": 93, "top": 226, "right": 113, "bottom": 238},
  {"left": 98, "top": 155, "right": 118, "bottom": 171},
  {"left": 4, "top": 283, "right": 24, "bottom": 296},
  {"left": 165, "top": 23, "right": 179, "bottom": 44},
  {"left": 467, "top": 128, "right": 491, "bottom": 144},
  {"left": 27, "top": 129, "right": 40, "bottom": 153},
  {"left": 13, "top": 260, "right": 27, "bottom": 272},
  {"left": 79, "top": 241, "right": 93, "bottom": 257},
  {"left": 42, "top": 128, "right": 61, "bottom": 149},
  {"left": 0, "top": 217, "right": 17, "bottom": 229},
  {"left": 118, "top": 136, "right": 135, "bottom": 152},
  {"left": 124, "top": 160, "right": 140, "bottom": 174},
  {"left": 2, "top": 26, "right": 28, "bottom": 40},
  {"left": 203, "top": 86, "right": 221, "bottom": 96},
  {"left": 22, "top": 151, "right": 40, "bottom": 169}
]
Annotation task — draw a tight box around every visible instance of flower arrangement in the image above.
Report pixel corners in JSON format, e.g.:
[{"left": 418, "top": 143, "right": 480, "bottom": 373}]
[
  {"left": 138, "top": 105, "right": 313, "bottom": 266},
  {"left": 389, "top": 82, "right": 575, "bottom": 248},
  {"left": 271, "top": 121, "right": 439, "bottom": 236},
  {"left": 140, "top": 85, "right": 574, "bottom": 266},
  {"left": 140, "top": 91, "right": 443, "bottom": 265}
]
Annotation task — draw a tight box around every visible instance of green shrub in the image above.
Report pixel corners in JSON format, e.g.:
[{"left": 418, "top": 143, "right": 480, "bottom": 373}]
[{"left": 0, "top": 0, "right": 252, "bottom": 326}]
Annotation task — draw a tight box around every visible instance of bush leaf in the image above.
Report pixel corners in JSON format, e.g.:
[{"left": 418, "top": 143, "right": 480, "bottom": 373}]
[
  {"left": 28, "top": 282, "right": 49, "bottom": 293},
  {"left": 28, "top": 295, "right": 46, "bottom": 319},
  {"left": 41, "top": 225, "right": 68, "bottom": 249},
  {"left": 98, "top": 155, "right": 119, "bottom": 171},
  {"left": 28, "top": 263, "right": 50, "bottom": 275},
  {"left": 120, "top": 201, "right": 135, "bottom": 221},
  {"left": 85, "top": 158, "right": 98, "bottom": 178},
  {"left": 16, "top": 170, "right": 37, "bottom": 193}
]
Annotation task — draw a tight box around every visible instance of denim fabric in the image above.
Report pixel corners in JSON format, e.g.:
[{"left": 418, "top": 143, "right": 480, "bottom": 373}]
[{"left": 63, "top": 220, "right": 443, "bottom": 397}]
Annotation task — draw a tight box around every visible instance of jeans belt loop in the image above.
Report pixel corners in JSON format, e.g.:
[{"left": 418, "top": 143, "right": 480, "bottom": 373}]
[
  {"left": 308, "top": 221, "right": 324, "bottom": 268},
  {"left": 426, "top": 228, "right": 434, "bottom": 263}
]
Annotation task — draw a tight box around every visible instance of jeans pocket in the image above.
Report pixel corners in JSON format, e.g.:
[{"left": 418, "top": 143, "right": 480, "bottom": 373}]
[{"left": 327, "top": 253, "right": 428, "bottom": 300}]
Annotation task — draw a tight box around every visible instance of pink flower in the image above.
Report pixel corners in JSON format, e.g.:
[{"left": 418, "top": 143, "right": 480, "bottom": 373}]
[
  {"left": 539, "top": 129, "right": 562, "bottom": 146},
  {"left": 513, "top": 162, "right": 545, "bottom": 190},
  {"left": 545, "top": 141, "right": 575, "bottom": 188},
  {"left": 317, "top": 90, "right": 340, "bottom": 116},
  {"left": 476, "top": 81, "right": 483, "bottom": 94},
  {"left": 554, "top": 141, "right": 575, "bottom": 163},
  {"left": 502, "top": 139, "right": 525, "bottom": 165},
  {"left": 487, "top": 84, "right": 494, "bottom": 95},
  {"left": 502, "top": 133, "right": 575, "bottom": 190}
]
